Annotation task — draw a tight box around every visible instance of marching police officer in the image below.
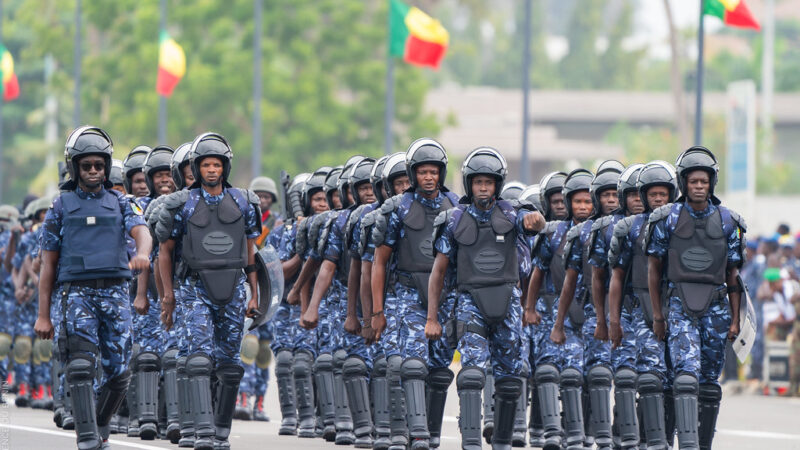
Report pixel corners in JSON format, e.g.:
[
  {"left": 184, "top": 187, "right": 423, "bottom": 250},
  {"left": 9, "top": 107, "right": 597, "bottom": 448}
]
[
  {"left": 35, "top": 126, "right": 153, "bottom": 450},
  {"left": 156, "top": 132, "right": 261, "bottom": 450},
  {"left": 426, "top": 147, "right": 544, "bottom": 450},
  {"left": 645, "top": 147, "right": 745, "bottom": 450}
]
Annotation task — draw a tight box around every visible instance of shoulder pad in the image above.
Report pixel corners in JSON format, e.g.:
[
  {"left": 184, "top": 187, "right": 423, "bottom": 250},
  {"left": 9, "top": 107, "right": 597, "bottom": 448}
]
[
  {"left": 431, "top": 208, "right": 454, "bottom": 256},
  {"left": 154, "top": 191, "right": 190, "bottom": 243},
  {"left": 543, "top": 220, "right": 561, "bottom": 235},
  {"left": 370, "top": 211, "right": 389, "bottom": 248},
  {"left": 591, "top": 215, "right": 612, "bottom": 233},
  {"left": 565, "top": 223, "right": 583, "bottom": 243},
  {"left": 515, "top": 199, "right": 537, "bottom": 212},
  {"left": 726, "top": 207, "right": 747, "bottom": 232},
  {"left": 161, "top": 190, "right": 190, "bottom": 211},
  {"left": 347, "top": 204, "right": 370, "bottom": 237},
  {"left": 361, "top": 209, "right": 379, "bottom": 228},
  {"left": 379, "top": 194, "right": 403, "bottom": 215},
  {"left": 295, "top": 218, "right": 310, "bottom": 256},
  {"left": 648, "top": 203, "right": 673, "bottom": 225},
  {"left": 245, "top": 189, "right": 260, "bottom": 206},
  {"left": 613, "top": 215, "right": 636, "bottom": 240}
]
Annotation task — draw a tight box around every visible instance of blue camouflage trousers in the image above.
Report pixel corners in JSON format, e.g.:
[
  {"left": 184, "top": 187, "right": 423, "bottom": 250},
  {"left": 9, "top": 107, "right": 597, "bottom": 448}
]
[
  {"left": 633, "top": 306, "right": 669, "bottom": 385},
  {"left": 457, "top": 288, "right": 526, "bottom": 379},
  {"left": 316, "top": 287, "right": 340, "bottom": 356},
  {"left": 381, "top": 289, "right": 402, "bottom": 359},
  {"left": 13, "top": 299, "right": 37, "bottom": 385},
  {"left": 610, "top": 307, "right": 638, "bottom": 372},
  {"left": 0, "top": 283, "right": 15, "bottom": 380},
  {"left": 184, "top": 276, "right": 247, "bottom": 366},
  {"left": 535, "top": 296, "right": 584, "bottom": 372},
  {"left": 393, "top": 282, "right": 429, "bottom": 362},
  {"left": 429, "top": 292, "right": 457, "bottom": 370},
  {"left": 582, "top": 310, "right": 611, "bottom": 374},
  {"left": 667, "top": 295, "right": 731, "bottom": 386},
  {"left": 55, "top": 283, "right": 133, "bottom": 384},
  {"left": 132, "top": 288, "right": 165, "bottom": 354},
  {"left": 532, "top": 296, "right": 557, "bottom": 368},
  {"left": 175, "top": 279, "right": 194, "bottom": 356},
  {"left": 269, "top": 302, "right": 296, "bottom": 353},
  {"left": 339, "top": 289, "right": 374, "bottom": 373}
]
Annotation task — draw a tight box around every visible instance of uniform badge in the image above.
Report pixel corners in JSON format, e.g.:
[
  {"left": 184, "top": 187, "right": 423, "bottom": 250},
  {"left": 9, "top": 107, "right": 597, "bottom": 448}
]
[
  {"left": 131, "top": 201, "right": 144, "bottom": 216},
  {"left": 86, "top": 216, "right": 96, "bottom": 225},
  {"left": 496, "top": 235, "right": 505, "bottom": 243}
]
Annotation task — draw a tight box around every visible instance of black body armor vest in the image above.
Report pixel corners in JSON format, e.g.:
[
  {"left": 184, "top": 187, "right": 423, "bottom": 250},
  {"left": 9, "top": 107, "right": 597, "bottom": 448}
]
[{"left": 182, "top": 192, "right": 248, "bottom": 304}]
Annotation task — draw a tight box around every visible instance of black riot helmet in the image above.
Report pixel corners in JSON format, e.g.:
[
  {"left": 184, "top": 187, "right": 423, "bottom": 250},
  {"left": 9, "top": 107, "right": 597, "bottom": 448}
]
[
  {"left": 616, "top": 163, "right": 645, "bottom": 215},
  {"left": 500, "top": 181, "right": 526, "bottom": 201},
  {"left": 349, "top": 158, "right": 375, "bottom": 207},
  {"left": 675, "top": 146, "right": 719, "bottom": 204},
  {"left": 339, "top": 156, "right": 366, "bottom": 209},
  {"left": 590, "top": 167, "right": 622, "bottom": 218},
  {"left": 304, "top": 167, "right": 332, "bottom": 215},
  {"left": 596, "top": 159, "right": 625, "bottom": 174},
  {"left": 539, "top": 171, "right": 567, "bottom": 220},
  {"left": 63, "top": 126, "right": 115, "bottom": 190},
  {"left": 519, "top": 184, "right": 543, "bottom": 211},
  {"left": 324, "top": 166, "right": 343, "bottom": 209},
  {"left": 171, "top": 142, "right": 192, "bottom": 190},
  {"left": 637, "top": 160, "right": 678, "bottom": 212},
  {"left": 461, "top": 147, "right": 507, "bottom": 202},
  {"left": 189, "top": 132, "right": 233, "bottom": 189},
  {"left": 405, "top": 138, "right": 448, "bottom": 193},
  {"left": 143, "top": 145, "right": 175, "bottom": 197},
  {"left": 370, "top": 155, "right": 390, "bottom": 204},
  {"left": 58, "top": 162, "right": 70, "bottom": 186},
  {"left": 382, "top": 152, "right": 408, "bottom": 196},
  {"left": 562, "top": 168, "right": 593, "bottom": 220},
  {"left": 109, "top": 159, "right": 124, "bottom": 187},
  {"left": 122, "top": 145, "right": 151, "bottom": 193}
]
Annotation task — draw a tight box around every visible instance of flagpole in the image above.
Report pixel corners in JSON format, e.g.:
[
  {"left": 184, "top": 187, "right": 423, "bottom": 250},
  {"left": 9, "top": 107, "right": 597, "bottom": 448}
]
[
  {"left": 0, "top": 0, "right": 4, "bottom": 203},
  {"left": 158, "top": 0, "right": 167, "bottom": 145},
  {"left": 694, "top": 0, "right": 705, "bottom": 145},
  {"left": 251, "top": 0, "right": 263, "bottom": 179},
  {"left": 384, "top": 0, "right": 394, "bottom": 156},
  {"left": 74, "top": 0, "right": 81, "bottom": 127},
  {"left": 520, "top": 0, "right": 532, "bottom": 184}
]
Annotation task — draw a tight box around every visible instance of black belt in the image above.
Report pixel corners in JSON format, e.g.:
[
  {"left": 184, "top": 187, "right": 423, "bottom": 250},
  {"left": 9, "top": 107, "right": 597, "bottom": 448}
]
[{"left": 69, "top": 278, "right": 126, "bottom": 289}]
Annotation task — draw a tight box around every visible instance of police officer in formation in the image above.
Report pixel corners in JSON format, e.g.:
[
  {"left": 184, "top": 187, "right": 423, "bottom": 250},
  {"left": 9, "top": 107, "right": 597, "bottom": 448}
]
[{"left": 1, "top": 125, "right": 750, "bottom": 450}]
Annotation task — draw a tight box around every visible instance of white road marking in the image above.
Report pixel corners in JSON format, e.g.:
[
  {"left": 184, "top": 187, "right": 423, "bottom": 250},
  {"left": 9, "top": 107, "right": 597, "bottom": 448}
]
[
  {"left": 0, "top": 423, "right": 169, "bottom": 449},
  {"left": 717, "top": 428, "right": 800, "bottom": 441}
]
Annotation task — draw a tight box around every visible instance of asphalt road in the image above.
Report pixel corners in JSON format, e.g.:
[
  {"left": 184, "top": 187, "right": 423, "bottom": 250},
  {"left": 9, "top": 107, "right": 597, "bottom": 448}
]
[{"left": 3, "top": 376, "right": 800, "bottom": 450}]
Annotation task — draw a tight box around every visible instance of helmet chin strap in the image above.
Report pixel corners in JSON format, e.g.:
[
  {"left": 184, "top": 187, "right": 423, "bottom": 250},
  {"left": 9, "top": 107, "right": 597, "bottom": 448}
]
[{"left": 475, "top": 197, "right": 494, "bottom": 209}]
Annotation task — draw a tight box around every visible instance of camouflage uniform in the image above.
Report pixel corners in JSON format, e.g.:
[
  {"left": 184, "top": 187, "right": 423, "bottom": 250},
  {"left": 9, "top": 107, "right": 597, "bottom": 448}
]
[
  {"left": 11, "top": 229, "right": 38, "bottom": 391},
  {"left": 0, "top": 229, "right": 14, "bottom": 383}
]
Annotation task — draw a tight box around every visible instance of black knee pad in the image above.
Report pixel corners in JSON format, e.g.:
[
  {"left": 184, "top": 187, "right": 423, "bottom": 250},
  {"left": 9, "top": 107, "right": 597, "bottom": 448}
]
[
  {"left": 456, "top": 366, "right": 485, "bottom": 391},
  {"left": 343, "top": 357, "right": 368, "bottom": 379},
  {"left": 372, "top": 356, "right": 388, "bottom": 378},
  {"left": 587, "top": 365, "right": 613, "bottom": 389},
  {"left": 534, "top": 364, "right": 559, "bottom": 385},
  {"left": 314, "top": 353, "right": 334, "bottom": 372},
  {"left": 66, "top": 355, "right": 96, "bottom": 382},
  {"left": 276, "top": 350, "right": 293, "bottom": 376},
  {"left": 216, "top": 364, "right": 244, "bottom": 386},
  {"left": 333, "top": 349, "right": 348, "bottom": 370},
  {"left": 400, "top": 357, "right": 428, "bottom": 381},
  {"left": 637, "top": 372, "right": 664, "bottom": 395},
  {"left": 614, "top": 368, "right": 637, "bottom": 389},
  {"left": 107, "top": 370, "right": 132, "bottom": 391},
  {"left": 176, "top": 356, "right": 187, "bottom": 372},
  {"left": 428, "top": 367, "right": 454, "bottom": 391},
  {"left": 698, "top": 383, "right": 721, "bottom": 404},
  {"left": 559, "top": 367, "right": 582, "bottom": 388},
  {"left": 186, "top": 354, "right": 213, "bottom": 377},
  {"left": 495, "top": 376, "right": 523, "bottom": 400},
  {"left": 294, "top": 351, "right": 313, "bottom": 377},
  {"left": 673, "top": 373, "right": 698, "bottom": 396},
  {"left": 162, "top": 349, "right": 179, "bottom": 370},
  {"left": 136, "top": 351, "right": 161, "bottom": 372},
  {"left": 387, "top": 355, "right": 402, "bottom": 377}
]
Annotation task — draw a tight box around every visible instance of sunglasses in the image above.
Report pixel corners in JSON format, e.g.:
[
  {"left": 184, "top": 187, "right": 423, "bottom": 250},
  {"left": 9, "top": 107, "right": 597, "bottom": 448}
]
[{"left": 79, "top": 162, "right": 106, "bottom": 172}]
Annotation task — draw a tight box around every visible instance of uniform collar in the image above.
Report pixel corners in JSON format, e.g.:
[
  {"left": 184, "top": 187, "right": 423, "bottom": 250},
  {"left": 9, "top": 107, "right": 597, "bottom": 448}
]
[
  {"left": 74, "top": 186, "right": 107, "bottom": 199},
  {"left": 414, "top": 190, "right": 444, "bottom": 209},
  {"left": 201, "top": 187, "right": 226, "bottom": 204},
  {"left": 683, "top": 199, "right": 714, "bottom": 218},
  {"left": 467, "top": 203, "right": 494, "bottom": 223}
]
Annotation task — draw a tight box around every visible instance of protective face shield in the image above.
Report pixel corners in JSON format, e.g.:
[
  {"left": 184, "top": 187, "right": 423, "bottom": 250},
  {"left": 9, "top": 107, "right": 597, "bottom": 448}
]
[
  {"left": 246, "top": 244, "right": 285, "bottom": 330},
  {"left": 590, "top": 168, "right": 622, "bottom": 218},
  {"left": 338, "top": 156, "right": 365, "bottom": 209},
  {"left": 324, "top": 166, "right": 343, "bottom": 209},
  {"left": 595, "top": 159, "right": 625, "bottom": 174},
  {"left": 675, "top": 146, "right": 719, "bottom": 202},
  {"left": 109, "top": 159, "right": 124, "bottom": 186},
  {"left": 405, "top": 138, "right": 447, "bottom": 194},
  {"left": 636, "top": 161, "right": 678, "bottom": 212},
  {"left": 461, "top": 147, "right": 507, "bottom": 205},
  {"left": 122, "top": 145, "right": 152, "bottom": 193},
  {"left": 63, "top": 126, "right": 115, "bottom": 190},
  {"left": 562, "top": 168, "right": 593, "bottom": 220},
  {"left": 143, "top": 145, "right": 175, "bottom": 198},
  {"left": 348, "top": 158, "right": 376, "bottom": 207},
  {"left": 500, "top": 181, "right": 526, "bottom": 201},
  {"left": 249, "top": 177, "right": 279, "bottom": 203},
  {"left": 616, "top": 164, "right": 644, "bottom": 215},
  {"left": 382, "top": 152, "right": 408, "bottom": 196},
  {"left": 189, "top": 132, "right": 233, "bottom": 189},
  {"left": 539, "top": 171, "right": 567, "bottom": 220},
  {"left": 171, "top": 142, "right": 192, "bottom": 190}
]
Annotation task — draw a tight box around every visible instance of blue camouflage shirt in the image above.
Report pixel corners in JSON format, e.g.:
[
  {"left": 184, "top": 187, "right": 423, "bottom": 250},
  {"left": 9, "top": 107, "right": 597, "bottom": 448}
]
[
  {"left": 565, "top": 219, "right": 594, "bottom": 301},
  {"left": 41, "top": 187, "right": 146, "bottom": 252},
  {"left": 350, "top": 203, "right": 378, "bottom": 262}
]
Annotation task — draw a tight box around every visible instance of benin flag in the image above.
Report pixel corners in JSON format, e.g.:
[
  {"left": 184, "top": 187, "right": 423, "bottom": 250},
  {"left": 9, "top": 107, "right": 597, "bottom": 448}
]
[
  {"left": 704, "top": 0, "right": 760, "bottom": 30},
  {"left": 156, "top": 30, "right": 186, "bottom": 97},
  {"left": 0, "top": 45, "right": 20, "bottom": 102},
  {"left": 389, "top": 0, "right": 448, "bottom": 69}
]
